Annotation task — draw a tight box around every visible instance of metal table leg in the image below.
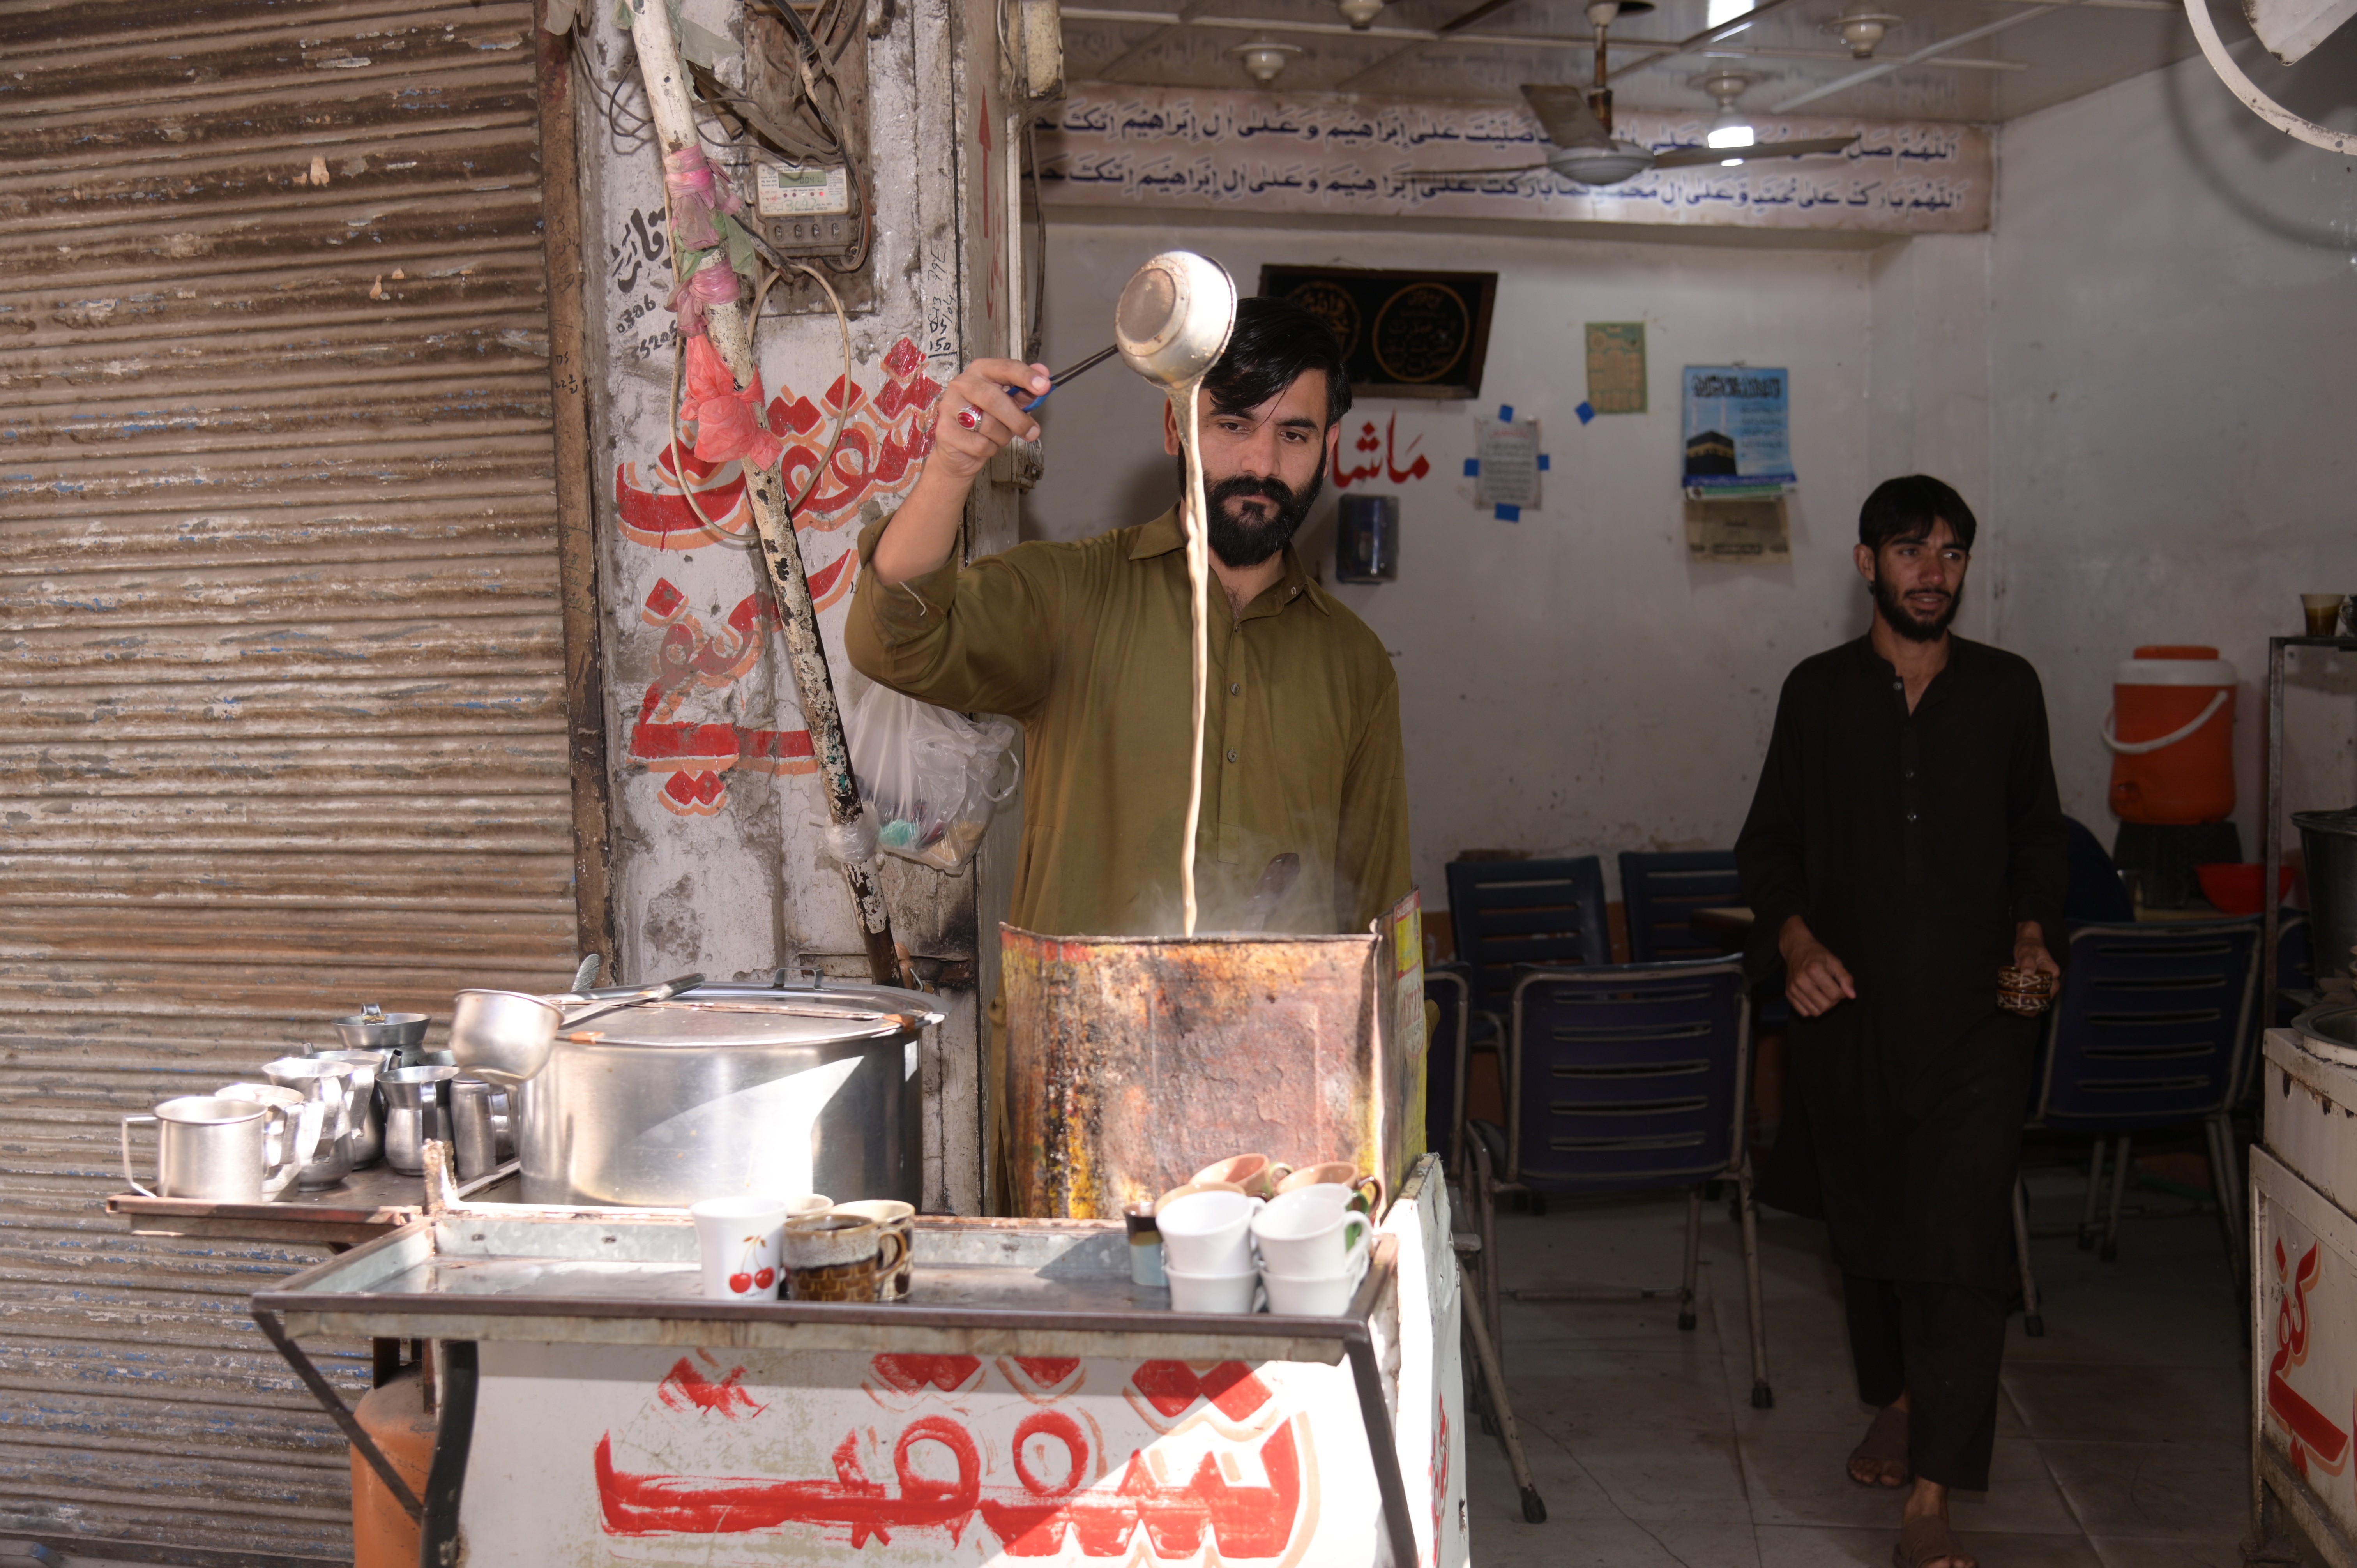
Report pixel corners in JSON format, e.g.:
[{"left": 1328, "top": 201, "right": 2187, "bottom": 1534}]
[
  {"left": 253, "top": 1306, "right": 423, "bottom": 1522},
  {"left": 1345, "top": 1329, "right": 1424, "bottom": 1568}
]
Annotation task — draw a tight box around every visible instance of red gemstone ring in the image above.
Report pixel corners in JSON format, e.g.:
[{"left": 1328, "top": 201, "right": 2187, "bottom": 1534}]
[{"left": 955, "top": 406, "right": 981, "bottom": 430}]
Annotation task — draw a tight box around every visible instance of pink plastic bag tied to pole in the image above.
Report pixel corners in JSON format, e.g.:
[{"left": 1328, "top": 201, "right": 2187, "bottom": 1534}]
[
  {"left": 662, "top": 146, "right": 742, "bottom": 253},
  {"left": 668, "top": 260, "right": 742, "bottom": 340},
  {"left": 681, "top": 334, "right": 783, "bottom": 471}
]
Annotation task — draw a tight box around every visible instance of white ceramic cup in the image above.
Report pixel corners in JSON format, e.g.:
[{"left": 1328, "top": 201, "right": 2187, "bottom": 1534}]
[
  {"left": 1164, "top": 1261, "right": 1263, "bottom": 1314},
  {"left": 1252, "top": 1188, "right": 1371, "bottom": 1278},
  {"left": 691, "top": 1195, "right": 788, "bottom": 1300},
  {"left": 1156, "top": 1190, "right": 1263, "bottom": 1275},
  {"left": 1262, "top": 1231, "right": 1373, "bottom": 1317}
]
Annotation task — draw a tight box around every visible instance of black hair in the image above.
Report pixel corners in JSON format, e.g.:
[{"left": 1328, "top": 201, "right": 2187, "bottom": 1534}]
[
  {"left": 1859, "top": 474, "right": 1977, "bottom": 552},
  {"left": 1201, "top": 295, "right": 1353, "bottom": 431}
]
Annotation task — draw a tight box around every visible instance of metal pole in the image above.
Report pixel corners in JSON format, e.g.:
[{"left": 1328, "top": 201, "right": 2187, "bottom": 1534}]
[
  {"left": 626, "top": 0, "right": 902, "bottom": 986},
  {"left": 2264, "top": 637, "right": 2286, "bottom": 1025}
]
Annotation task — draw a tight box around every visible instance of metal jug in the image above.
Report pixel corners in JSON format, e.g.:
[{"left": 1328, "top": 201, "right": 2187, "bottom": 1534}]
[
  {"left": 121, "top": 1096, "right": 302, "bottom": 1202},
  {"left": 263, "top": 1057, "right": 355, "bottom": 1190},
  {"left": 311, "top": 1046, "right": 390, "bottom": 1167},
  {"left": 381, "top": 1065, "right": 459, "bottom": 1177}
]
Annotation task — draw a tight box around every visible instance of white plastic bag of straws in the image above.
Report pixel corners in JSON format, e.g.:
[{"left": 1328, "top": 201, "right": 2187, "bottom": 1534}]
[{"left": 845, "top": 682, "right": 1021, "bottom": 875}]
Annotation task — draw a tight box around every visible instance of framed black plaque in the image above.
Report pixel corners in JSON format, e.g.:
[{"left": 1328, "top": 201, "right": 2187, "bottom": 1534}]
[{"left": 1257, "top": 265, "right": 1498, "bottom": 401}]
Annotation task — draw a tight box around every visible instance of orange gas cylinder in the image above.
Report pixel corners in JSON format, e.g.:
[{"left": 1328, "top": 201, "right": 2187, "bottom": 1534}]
[
  {"left": 351, "top": 1370, "right": 436, "bottom": 1568},
  {"left": 2104, "top": 645, "right": 2237, "bottom": 825}
]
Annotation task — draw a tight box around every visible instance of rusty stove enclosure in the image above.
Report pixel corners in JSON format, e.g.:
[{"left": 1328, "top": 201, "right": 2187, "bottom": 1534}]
[{"left": 999, "top": 924, "right": 1419, "bottom": 1218}]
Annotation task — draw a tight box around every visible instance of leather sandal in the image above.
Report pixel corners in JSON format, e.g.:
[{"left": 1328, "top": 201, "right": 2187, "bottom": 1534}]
[
  {"left": 1892, "top": 1513, "right": 1974, "bottom": 1568},
  {"left": 1848, "top": 1403, "right": 1912, "bottom": 1487}
]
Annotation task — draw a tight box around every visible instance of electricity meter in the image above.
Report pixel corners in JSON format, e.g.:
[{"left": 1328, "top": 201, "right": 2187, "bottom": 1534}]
[{"left": 751, "top": 154, "right": 856, "bottom": 255}]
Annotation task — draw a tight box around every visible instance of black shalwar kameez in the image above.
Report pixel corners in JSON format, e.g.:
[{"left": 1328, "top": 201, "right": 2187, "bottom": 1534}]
[{"left": 1737, "top": 633, "right": 2067, "bottom": 1490}]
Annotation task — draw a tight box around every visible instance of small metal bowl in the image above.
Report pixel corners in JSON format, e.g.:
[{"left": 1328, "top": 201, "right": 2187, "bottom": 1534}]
[{"left": 1115, "top": 251, "right": 1237, "bottom": 391}]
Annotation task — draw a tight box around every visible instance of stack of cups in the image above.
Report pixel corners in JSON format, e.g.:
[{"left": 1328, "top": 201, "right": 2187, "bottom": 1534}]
[
  {"left": 1156, "top": 1190, "right": 1264, "bottom": 1313},
  {"left": 1251, "top": 1185, "right": 1373, "bottom": 1316}
]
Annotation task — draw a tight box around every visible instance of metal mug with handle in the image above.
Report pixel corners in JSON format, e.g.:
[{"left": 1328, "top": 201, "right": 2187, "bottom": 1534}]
[
  {"left": 122, "top": 1095, "right": 302, "bottom": 1202},
  {"left": 218, "top": 1082, "right": 324, "bottom": 1176},
  {"left": 263, "top": 1056, "right": 355, "bottom": 1190}
]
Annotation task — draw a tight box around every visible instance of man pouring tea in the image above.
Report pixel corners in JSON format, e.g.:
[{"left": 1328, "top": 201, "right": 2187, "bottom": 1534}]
[{"left": 846, "top": 295, "right": 1411, "bottom": 937}]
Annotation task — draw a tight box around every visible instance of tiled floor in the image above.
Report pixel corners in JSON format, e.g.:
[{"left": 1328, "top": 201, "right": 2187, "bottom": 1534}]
[{"left": 1460, "top": 1163, "right": 2253, "bottom": 1567}]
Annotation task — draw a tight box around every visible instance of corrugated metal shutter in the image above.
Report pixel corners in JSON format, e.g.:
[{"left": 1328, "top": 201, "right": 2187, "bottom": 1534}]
[{"left": 0, "top": 0, "right": 581, "bottom": 1557}]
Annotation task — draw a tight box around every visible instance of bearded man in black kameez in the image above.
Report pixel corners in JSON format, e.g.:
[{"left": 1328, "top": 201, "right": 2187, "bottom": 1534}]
[{"left": 1737, "top": 475, "right": 2068, "bottom": 1568}]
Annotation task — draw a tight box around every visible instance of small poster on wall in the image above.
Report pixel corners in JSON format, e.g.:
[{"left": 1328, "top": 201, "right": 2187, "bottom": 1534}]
[
  {"left": 1685, "top": 498, "right": 1792, "bottom": 563},
  {"left": 1681, "top": 366, "right": 1795, "bottom": 495},
  {"left": 1472, "top": 411, "right": 1543, "bottom": 521},
  {"left": 1585, "top": 323, "right": 1647, "bottom": 414}
]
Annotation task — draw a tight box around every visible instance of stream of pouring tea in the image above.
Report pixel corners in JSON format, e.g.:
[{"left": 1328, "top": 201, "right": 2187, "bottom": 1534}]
[{"left": 1177, "top": 381, "right": 1210, "bottom": 938}]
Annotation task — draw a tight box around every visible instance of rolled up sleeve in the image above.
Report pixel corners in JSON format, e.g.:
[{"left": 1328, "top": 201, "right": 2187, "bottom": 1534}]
[{"left": 845, "top": 511, "right": 1060, "bottom": 720}]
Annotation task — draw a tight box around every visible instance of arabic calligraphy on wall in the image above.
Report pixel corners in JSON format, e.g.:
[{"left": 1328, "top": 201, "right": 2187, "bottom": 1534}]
[
  {"left": 1035, "top": 86, "right": 1990, "bottom": 234},
  {"left": 613, "top": 335, "right": 942, "bottom": 818}
]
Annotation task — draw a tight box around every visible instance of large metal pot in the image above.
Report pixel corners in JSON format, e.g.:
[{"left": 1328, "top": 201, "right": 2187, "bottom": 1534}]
[
  {"left": 514, "top": 982, "right": 938, "bottom": 1208},
  {"left": 2297, "top": 808, "right": 2357, "bottom": 981}
]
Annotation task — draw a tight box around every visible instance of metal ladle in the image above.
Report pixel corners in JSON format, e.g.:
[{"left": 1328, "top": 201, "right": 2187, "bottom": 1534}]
[
  {"left": 1113, "top": 249, "right": 1237, "bottom": 936},
  {"left": 447, "top": 973, "right": 705, "bottom": 1088}
]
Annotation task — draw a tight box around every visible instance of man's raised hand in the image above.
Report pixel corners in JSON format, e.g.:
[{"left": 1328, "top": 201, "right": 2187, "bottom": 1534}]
[{"left": 924, "top": 359, "right": 1049, "bottom": 486}]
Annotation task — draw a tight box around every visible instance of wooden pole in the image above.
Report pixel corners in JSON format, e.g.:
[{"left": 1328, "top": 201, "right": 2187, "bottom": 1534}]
[{"left": 625, "top": 0, "right": 900, "bottom": 985}]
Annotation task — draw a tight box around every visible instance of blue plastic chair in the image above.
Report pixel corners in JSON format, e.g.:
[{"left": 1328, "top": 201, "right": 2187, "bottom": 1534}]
[
  {"left": 1443, "top": 856, "right": 1610, "bottom": 1028},
  {"left": 1424, "top": 964, "right": 1472, "bottom": 1178},
  {"left": 1622, "top": 848, "right": 1792, "bottom": 1030},
  {"left": 1464, "top": 959, "right": 1772, "bottom": 1410},
  {"left": 2027, "top": 919, "right": 2260, "bottom": 1277},
  {"left": 1619, "top": 851, "right": 1746, "bottom": 963}
]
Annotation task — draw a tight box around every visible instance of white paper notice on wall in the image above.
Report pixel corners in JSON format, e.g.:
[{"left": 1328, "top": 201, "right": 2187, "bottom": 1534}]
[{"left": 1472, "top": 410, "right": 1544, "bottom": 522}]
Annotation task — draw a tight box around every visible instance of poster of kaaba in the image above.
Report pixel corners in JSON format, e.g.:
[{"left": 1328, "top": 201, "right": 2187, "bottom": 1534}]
[{"left": 1256, "top": 266, "right": 1498, "bottom": 400}]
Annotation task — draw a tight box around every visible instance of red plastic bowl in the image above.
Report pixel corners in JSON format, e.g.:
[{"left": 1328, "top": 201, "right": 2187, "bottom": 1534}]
[{"left": 2195, "top": 862, "right": 2295, "bottom": 914}]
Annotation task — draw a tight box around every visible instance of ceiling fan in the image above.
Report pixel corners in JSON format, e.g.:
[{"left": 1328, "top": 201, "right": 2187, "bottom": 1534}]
[{"left": 1408, "top": 0, "right": 1861, "bottom": 188}]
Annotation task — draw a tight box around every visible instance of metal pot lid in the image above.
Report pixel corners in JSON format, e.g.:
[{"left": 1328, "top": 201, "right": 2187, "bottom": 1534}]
[
  {"left": 2295, "top": 1003, "right": 2357, "bottom": 1066},
  {"left": 558, "top": 990, "right": 940, "bottom": 1048}
]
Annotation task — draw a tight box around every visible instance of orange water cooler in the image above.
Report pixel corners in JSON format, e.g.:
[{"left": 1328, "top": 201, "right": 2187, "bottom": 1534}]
[{"left": 2103, "top": 645, "right": 2238, "bottom": 825}]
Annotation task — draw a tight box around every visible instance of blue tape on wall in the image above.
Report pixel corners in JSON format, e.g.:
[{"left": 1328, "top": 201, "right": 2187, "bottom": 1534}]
[
  {"left": 1497, "top": 404, "right": 1514, "bottom": 422},
  {"left": 1575, "top": 402, "right": 1595, "bottom": 424},
  {"left": 1537, "top": 454, "right": 1551, "bottom": 471},
  {"left": 1495, "top": 503, "right": 1521, "bottom": 522},
  {"left": 1463, "top": 457, "right": 1479, "bottom": 476}
]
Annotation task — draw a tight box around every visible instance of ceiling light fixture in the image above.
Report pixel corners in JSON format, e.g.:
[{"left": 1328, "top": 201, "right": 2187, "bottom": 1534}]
[
  {"left": 1231, "top": 39, "right": 1303, "bottom": 81},
  {"left": 1696, "top": 70, "right": 1756, "bottom": 161},
  {"left": 1336, "top": 0, "right": 1384, "bottom": 28},
  {"left": 1823, "top": 4, "right": 1903, "bottom": 58}
]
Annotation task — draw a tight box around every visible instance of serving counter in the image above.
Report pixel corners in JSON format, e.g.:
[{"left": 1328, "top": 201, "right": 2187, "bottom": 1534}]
[{"left": 251, "top": 1150, "right": 1466, "bottom": 1568}]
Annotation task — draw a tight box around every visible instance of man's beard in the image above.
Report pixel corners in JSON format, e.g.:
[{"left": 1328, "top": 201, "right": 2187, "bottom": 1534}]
[
  {"left": 1201, "top": 470, "right": 1321, "bottom": 568},
  {"left": 1871, "top": 572, "right": 1960, "bottom": 643}
]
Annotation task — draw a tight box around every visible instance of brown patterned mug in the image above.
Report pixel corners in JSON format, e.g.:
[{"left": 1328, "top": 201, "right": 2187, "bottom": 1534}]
[
  {"left": 1997, "top": 966, "right": 2056, "bottom": 1017},
  {"left": 830, "top": 1199, "right": 915, "bottom": 1301},
  {"left": 780, "top": 1212, "right": 905, "bottom": 1303}
]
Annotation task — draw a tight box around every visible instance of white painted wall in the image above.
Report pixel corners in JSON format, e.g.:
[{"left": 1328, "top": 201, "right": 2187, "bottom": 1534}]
[
  {"left": 1023, "top": 218, "right": 1992, "bottom": 906},
  {"left": 1988, "top": 51, "right": 2357, "bottom": 857}
]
